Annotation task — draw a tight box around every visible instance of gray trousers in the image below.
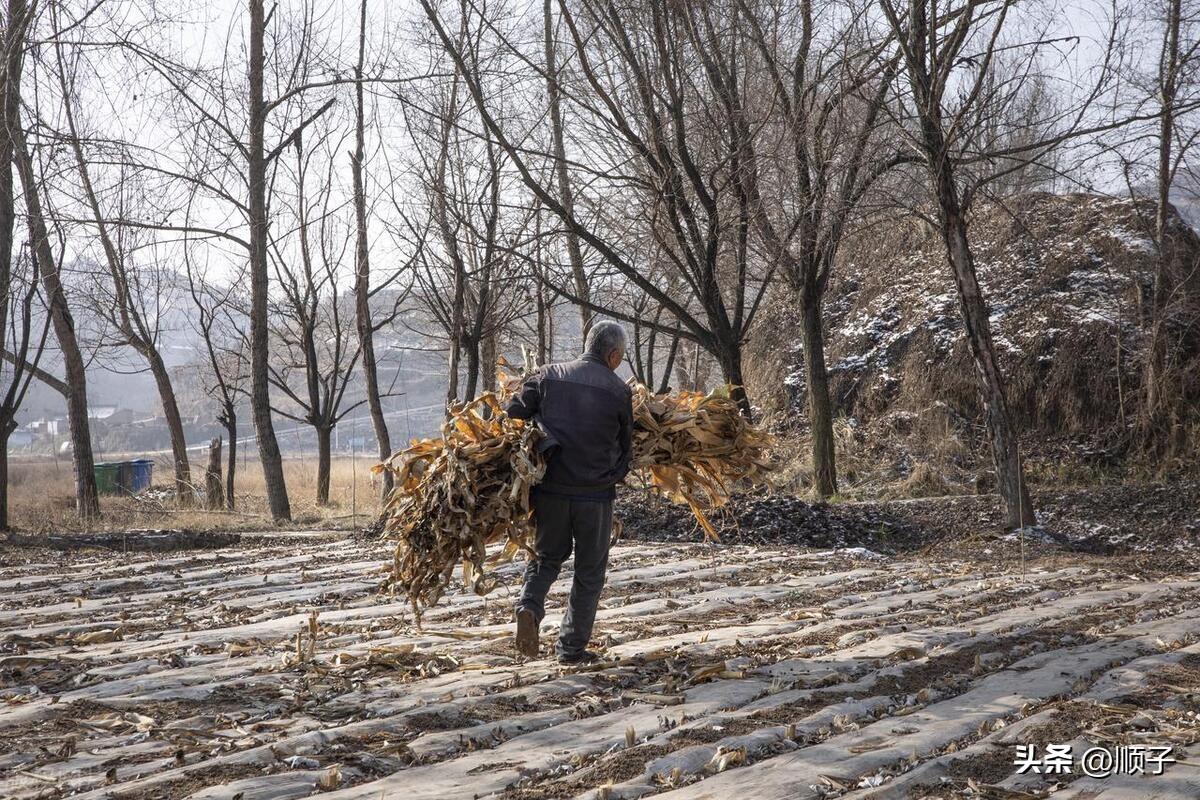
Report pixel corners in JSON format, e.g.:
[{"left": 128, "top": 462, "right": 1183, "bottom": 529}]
[{"left": 516, "top": 492, "right": 612, "bottom": 657}]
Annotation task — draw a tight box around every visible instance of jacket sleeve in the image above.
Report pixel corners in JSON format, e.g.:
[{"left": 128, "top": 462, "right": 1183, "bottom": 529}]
[
  {"left": 615, "top": 388, "right": 633, "bottom": 480},
  {"left": 503, "top": 370, "right": 542, "bottom": 420}
]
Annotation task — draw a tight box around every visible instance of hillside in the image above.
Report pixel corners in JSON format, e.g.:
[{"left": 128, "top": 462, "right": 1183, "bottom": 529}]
[{"left": 752, "top": 193, "right": 1200, "bottom": 495}]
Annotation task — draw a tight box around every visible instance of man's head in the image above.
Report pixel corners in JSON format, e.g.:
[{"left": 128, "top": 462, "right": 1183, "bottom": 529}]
[{"left": 584, "top": 320, "right": 627, "bottom": 371}]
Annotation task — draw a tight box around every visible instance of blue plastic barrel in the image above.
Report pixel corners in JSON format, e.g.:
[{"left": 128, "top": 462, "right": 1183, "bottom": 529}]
[{"left": 129, "top": 459, "right": 154, "bottom": 492}]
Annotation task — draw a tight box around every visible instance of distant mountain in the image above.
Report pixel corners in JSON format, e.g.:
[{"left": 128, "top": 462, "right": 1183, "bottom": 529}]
[{"left": 16, "top": 285, "right": 589, "bottom": 456}]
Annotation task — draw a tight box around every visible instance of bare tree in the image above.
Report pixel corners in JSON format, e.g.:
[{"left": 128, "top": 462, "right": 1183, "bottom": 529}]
[
  {"left": 87, "top": 1, "right": 413, "bottom": 520},
  {"left": 92, "top": 0, "right": 418, "bottom": 520},
  {"left": 0, "top": 0, "right": 50, "bottom": 530},
  {"left": 1142, "top": 0, "right": 1200, "bottom": 430},
  {"left": 879, "top": 0, "right": 1036, "bottom": 527},
  {"left": 392, "top": 35, "right": 531, "bottom": 406},
  {"left": 184, "top": 253, "right": 248, "bottom": 511},
  {"left": 0, "top": 33, "right": 48, "bottom": 526},
  {"left": 60, "top": 0, "right": 327, "bottom": 521},
  {"left": 0, "top": 256, "right": 47, "bottom": 530},
  {"left": 52, "top": 24, "right": 196, "bottom": 505},
  {"left": 715, "top": 0, "right": 906, "bottom": 496},
  {"left": 542, "top": 0, "right": 591, "bottom": 337},
  {"left": 388, "top": 38, "right": 469, "bottom": 407},
  {"left": 419, "top": 0, "right": 774, "bottom": 416},
  {"left": 245, "top": 0, "right": 293, "bottom": 520},
  {"left": 350, "top": 0, "right": 397, "bottom": 500},
  {"left": 269, "top": 133, "right": 364, "bottom": 506},
  {"left": 7, "top": 0, "right": 99, "bottom": 519}
]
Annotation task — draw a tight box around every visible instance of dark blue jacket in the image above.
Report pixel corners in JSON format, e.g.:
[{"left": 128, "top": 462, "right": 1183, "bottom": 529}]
[{"left": 504, "top": 354, "right": 633, "bottom": 497}]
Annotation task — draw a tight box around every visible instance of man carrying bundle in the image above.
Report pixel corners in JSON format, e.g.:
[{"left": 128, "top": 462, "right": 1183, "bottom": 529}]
[{"left": 504, "top": 320, "right": 633, "bottom": 664}]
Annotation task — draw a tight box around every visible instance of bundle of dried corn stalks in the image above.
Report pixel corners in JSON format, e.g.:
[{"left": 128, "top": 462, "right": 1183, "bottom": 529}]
[
  {"left": 376, "top": 393, "right": 545, "bottom": 610},
  {"left": 375, "top": 381, "right": 773, "bottom": 613},
  {"left": 629, "top": 383, "right": 773, "bottom": 538}
]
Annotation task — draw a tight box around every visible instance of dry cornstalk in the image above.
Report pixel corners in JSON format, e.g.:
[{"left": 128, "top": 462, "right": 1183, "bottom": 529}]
[{"left": 374, "top": 382, "right": 773, "bottom": 614}]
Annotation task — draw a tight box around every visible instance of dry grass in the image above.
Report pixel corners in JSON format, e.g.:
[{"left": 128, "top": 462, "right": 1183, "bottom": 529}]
[
  {"left": 6, "top": 453, "right": 385, "bottom": 533},
  {"left": 743, "top": 194, "right": 1200, "bottom": 504},
  {"left": 771, "top": 404, "right": 982, "bottom": 502},
  {"left": 768, "top": 417, "right": 857, "bottom": 498}
]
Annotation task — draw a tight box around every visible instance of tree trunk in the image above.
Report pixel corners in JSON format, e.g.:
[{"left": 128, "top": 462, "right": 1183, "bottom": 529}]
[
  {"left": 675, "top": 341, "right": 697, "bottom": 391},
  {"left": 147, "top": 351, "right": 193, "bottom": 506},
  {"left": 0, "top": 424, "right": 10, "bottom": 530},
  {"left": 480, "top": 333, "right": 497, "bottom": 394},
  {"left": 715, "top": 342, "right": 752, "bottom": 419},
  {"left": 536, "top": 285, "right": 549, "bottom": 366},
  {"left": 1145, "top": 0, "right": 1182, "bottom": 428},
  {"left": 224, "top": 410, "right": 237, "bottom": 511},
  {"left": 799, "top": 289, "right": 837, "bottom": 498},
  {"left": 0, "top": 0, "right": 19, "bottom": 532},
  {"left": 534, "top": 208, "right": 550, "bottom": 365},
  {"left": 940, "top": 203, "right": 1034, "bottom": 528},
  {"left": 11, "top": 124, "right": 99, "bottom": 520},
  {"left": 447, "top": 337, "right": 460, "bottom": 409},
  {"left": 543, "top": 0, "right": 591, "bottom": 337},
  {"left": 205, "top": 437, "right": 223, "bottom": 510},
  {"left": 463, "top": 336, "right": 481, "bottom": 401},
  {"left": 629, "top": 319, "right": 647, "bottom": 385},
  {"left": 355, "top": 294, "right": 392, "bottom": 489},
  {"left": 658, "top": 335, "right": 679, "bottom": 394},
  {"left": 899, "top": 3, "right": 1034, "bottom": 529},
  {"left": 645, "top": 323, "right": 657, "bottom": 389},
  {"left": 315, "top": 425, "right": 332, "bottom": 506},
  {"left": 248, "top": 0, "right": 290, "bottom": 521},
  {"left": 445, "top": 260, "right": 465, "bottom": 410},
  {"left": 352, "top": 0, "right": 393, "bottom": 499}
]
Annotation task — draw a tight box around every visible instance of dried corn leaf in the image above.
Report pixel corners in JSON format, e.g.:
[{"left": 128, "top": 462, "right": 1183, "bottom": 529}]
[{"left": 376, "top": 380, "right": 773, "bottom": 614}]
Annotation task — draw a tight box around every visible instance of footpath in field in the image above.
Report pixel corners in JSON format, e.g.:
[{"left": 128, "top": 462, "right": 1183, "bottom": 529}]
[{"left": 2, "top": 533, "right": 1200, "bottom": 799}]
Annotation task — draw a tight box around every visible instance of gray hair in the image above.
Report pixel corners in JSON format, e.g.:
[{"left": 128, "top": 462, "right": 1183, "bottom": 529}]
[{"left": 584, "top": 320, "right": 627, "bottom": 360}]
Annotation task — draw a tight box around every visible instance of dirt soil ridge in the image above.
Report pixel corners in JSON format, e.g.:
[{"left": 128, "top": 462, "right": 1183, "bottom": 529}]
[{"left": 3, "top": 533, "right": 1200, "bottom": 799}]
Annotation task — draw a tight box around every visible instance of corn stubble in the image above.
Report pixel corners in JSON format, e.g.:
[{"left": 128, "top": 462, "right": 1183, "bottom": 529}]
[{"left": 375, "top": 381, "right": 774, "bottom": 614}]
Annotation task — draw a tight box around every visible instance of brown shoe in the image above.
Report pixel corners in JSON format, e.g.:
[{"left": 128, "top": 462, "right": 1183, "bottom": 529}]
[{"left": 515, "top": 608, "right": 539, "bottom": 658}]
